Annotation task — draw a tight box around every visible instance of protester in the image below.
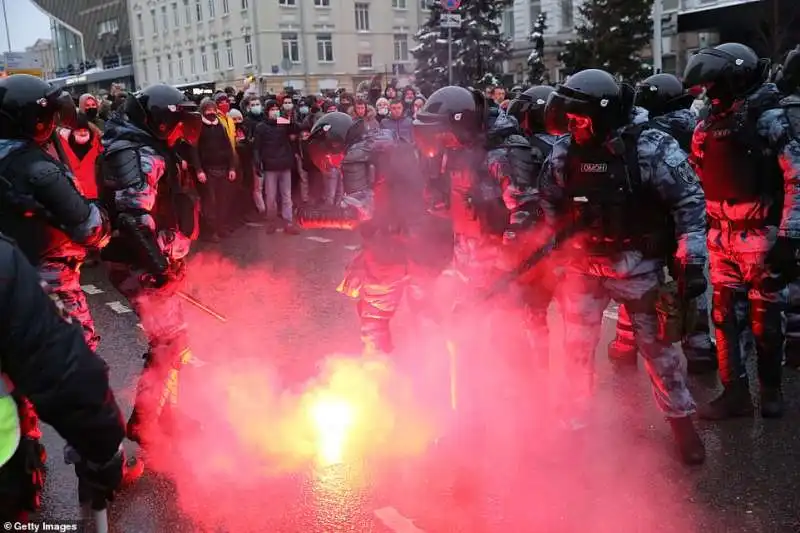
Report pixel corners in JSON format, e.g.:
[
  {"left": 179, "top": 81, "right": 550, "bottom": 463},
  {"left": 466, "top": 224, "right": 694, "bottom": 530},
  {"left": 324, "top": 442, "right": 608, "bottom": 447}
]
[
  {"left": 196, "top": 99, "right": 237, "bottom": 242},
  {"left": 380, "top": 99, "right": 414, "bottom": 143}
]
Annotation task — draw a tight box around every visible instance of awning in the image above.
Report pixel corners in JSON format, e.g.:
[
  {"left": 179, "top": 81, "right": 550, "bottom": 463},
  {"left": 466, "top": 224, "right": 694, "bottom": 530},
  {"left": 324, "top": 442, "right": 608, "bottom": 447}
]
[
  {"left": 677, "top": 0, "right": 761, "bottom": 33},
  {"left": 48, "top": 64, "right": 134, "bottom": 88}
]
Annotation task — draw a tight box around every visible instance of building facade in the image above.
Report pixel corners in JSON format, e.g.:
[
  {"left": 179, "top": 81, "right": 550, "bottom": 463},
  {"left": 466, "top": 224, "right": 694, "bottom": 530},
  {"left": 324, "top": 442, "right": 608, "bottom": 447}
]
[
  {"left": 31, "top": 0, "right": 136, "bottom": 93},
  {"left": 129, "top": 0, "right": 430, "bottom": 94},
  {"left": 25, "top": 39, "right": 57, "bottom": 80}
]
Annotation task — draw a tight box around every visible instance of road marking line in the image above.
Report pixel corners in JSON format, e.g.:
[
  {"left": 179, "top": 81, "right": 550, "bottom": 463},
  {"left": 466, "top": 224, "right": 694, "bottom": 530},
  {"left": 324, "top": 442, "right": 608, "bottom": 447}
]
[
  {"left": 106, "top": 301, "right": 133, "bottom": 314},
  {"left": 374, "top": 507, "right": 426, "bottom": 533},
  {"left": 603, "top": 308, "right": 619, "bottom": 320},
  {"left": 245, "top": 222, "right": 264, "bottom": 227},
  {"left": 186, "top": 357, "right": 207, "bottom": 368},
  {"left": 306, "top": 236, "right": 333, "bottom": 243},
  {"left": 344, "top": 245, "right": 360, "bottom": 251},
  {"left": 81, "top": 284, "right": 104, "bottom": 295}
]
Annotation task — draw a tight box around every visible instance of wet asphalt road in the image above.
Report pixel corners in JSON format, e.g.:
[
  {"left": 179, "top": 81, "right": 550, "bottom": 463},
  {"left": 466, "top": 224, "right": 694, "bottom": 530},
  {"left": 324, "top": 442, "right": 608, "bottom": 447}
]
[{"left": 32, "top": 222, "right": 800, "bottom": 533}]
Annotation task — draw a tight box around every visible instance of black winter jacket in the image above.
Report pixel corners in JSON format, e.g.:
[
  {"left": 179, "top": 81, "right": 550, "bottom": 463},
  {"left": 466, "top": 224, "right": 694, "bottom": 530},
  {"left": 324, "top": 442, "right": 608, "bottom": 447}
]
[{"left": 254, "top": 119, "right": 296, "bottom": 172}]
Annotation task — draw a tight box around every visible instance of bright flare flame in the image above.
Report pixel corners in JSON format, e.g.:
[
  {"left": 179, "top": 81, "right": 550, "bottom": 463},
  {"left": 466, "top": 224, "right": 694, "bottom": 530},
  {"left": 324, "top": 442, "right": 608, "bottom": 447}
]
[{"left": 309, "top": 394, "right": 357, "bottom": 466}]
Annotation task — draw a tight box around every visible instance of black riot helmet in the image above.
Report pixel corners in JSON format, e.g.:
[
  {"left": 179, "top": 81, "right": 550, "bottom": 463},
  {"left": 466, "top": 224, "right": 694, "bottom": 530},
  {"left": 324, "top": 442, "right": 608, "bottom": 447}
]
[
  {"left": 0, "top": 74, "right": 67, "bottom": 143},
  {"left": 683, "top": 43, "right": 770, "bottom": 109},
  {"left": 544, "top": 69, "right": 628, "bottom": 141},
  {"left": 307, "top": 111, "right": 353, "bottom": 171},
  {"left": 634, "top": 73, "right": 694, "bottom": 117},
  {"left": 507, "top": 85, "right": 555, "bottom": 135},
  {"left": 774, "top": 45, "right": 800, "bottom": 95},
  {"left": 412, "top": 85, "right": 486, "bottom": 158},
  {"left": 125, "top": 83, "right": 200, "bottom": 142}
]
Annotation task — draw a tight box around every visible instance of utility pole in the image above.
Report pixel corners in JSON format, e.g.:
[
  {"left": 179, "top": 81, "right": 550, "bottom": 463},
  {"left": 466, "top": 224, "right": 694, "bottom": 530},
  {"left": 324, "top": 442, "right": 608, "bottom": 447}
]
[
  {"left": 652, "top": 0, "right": 663, "bottom": 73},
  {"left": 2, "top": 0, "right": 11, "bottom": 72},
  {"left": 298, "top": 0, "right": 310, "bottom": 90}
]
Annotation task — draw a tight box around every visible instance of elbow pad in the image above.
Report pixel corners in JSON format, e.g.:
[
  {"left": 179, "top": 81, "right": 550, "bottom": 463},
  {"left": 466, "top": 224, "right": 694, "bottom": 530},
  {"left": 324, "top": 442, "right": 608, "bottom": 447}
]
[{"left": 116, "top": 213, "right": 169, "bottom": 275}]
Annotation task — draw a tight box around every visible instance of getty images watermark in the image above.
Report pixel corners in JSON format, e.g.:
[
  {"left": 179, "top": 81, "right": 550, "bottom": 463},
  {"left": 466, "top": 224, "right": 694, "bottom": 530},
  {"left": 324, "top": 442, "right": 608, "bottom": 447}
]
[{"left": 3, "top": 522, "right": 79, "bottom": 532}]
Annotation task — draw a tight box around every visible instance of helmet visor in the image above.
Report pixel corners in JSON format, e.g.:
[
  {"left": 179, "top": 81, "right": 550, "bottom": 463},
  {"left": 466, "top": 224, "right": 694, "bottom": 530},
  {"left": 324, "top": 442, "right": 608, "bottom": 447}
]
[
  {"left": 683, "top": 49, "right": 731, "bottom": 91},
  {"left": 307, "top": 136, "right": 345, "bottom": 172},
  {"left": 413, "top": 122, "right": 461, "bottom": 159},
  {"left": 179, "top": 111, "right": 203, "bottom": 146}
]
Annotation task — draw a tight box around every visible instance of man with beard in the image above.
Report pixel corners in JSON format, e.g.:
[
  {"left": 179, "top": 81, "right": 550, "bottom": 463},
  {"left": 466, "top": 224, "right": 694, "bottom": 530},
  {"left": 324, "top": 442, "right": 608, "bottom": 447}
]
[
  {"left": 684, "top": 43, "right": 800, "bottom": 419},
  {"left": 532, "top": 69, "right": 707, "bottom": 464},
  {"left": 296, "top": 112, "right": 443, "bottom": 356},
  {"left": 100, "top": 84, "right": 202, "bottom": 448},
  {"left": 607, "top": 73, "right": 718, "bottom": 375}
]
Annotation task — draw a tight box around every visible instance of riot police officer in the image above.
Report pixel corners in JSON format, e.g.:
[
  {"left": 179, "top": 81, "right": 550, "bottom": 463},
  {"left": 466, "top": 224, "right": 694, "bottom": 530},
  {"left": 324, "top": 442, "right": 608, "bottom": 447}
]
[
  {"left": 0, "top": 74, "right": 110, "bottom": 350},
  {"left": 608, "top": 73, "right": 717, "bottom": 375},
  {"left": 505, "top": 85, "right": 560, "bottom": 366},
  {"left": 773, "top": 45, "right": 800, "bottom": 370},
  {"left": 297, "top": 112, "right": 444, "bottom": 355},
  {"left": 0, "top": 234, "right": 129, "bottom": 521},
  {"left": 684, "top": 43, "right": 800, "bottom": 419},
  {"left": 535, "top": 69, "right": 707, "bottom": 464},
  {"left": 100, "top": 84, "right": 202, "bottom": 446}
]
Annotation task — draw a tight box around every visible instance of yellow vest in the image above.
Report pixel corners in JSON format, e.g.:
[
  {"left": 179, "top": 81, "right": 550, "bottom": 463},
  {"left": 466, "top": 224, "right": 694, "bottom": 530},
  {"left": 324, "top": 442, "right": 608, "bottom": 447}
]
[{"left": 0, "top": 375, "right": 20, "bottom": 468}]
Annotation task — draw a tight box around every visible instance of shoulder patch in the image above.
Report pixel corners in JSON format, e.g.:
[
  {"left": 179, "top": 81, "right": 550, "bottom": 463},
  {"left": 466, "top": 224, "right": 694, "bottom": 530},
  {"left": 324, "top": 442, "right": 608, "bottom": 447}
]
[{"left": 671, "top": 159, "right": 697, "bottom": 185}]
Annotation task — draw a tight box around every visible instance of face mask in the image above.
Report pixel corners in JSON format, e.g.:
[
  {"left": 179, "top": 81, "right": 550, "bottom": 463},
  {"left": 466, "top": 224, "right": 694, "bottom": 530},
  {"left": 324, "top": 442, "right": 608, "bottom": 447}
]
[
  {"left": 85, "top": 108, "right": 98, "bottom": 120},
  {"left": 299, "top": 106, "right": 309, "bottom": 114},
  {"left": 378, "top": 108, "right": 389, "bottom": 115},
  {"left": 217, "top": 102, "right": 230, "bottom": 113},
  {"left": 250, "top": 105, "right": 263, "bottom": 115},
  {"left": 72, "top": 132, "right": 91, "bottom": 145},
  {"left": 268, "top": 110, "right": 280, "bottom": 119},
  {"left": 283, "top": 103, "right": 294, "bottom": 111},
  {"left": 202, "top": 113, "right": 219, "bottom": 125},
  {"left": 404, "top": 97, "right": 414, "bottom": 103}
]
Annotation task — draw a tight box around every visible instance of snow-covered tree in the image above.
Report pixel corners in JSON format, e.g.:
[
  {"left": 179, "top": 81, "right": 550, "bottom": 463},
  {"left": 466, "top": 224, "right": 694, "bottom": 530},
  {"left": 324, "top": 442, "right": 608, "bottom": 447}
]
[
  {"left": 527, "top": 12, "right": 549, "bottom": 85},
  {"left": 559, "top": 0, "right": 655, "bottom": 82},
  {"left": 412, "top": 0, "right": 513, "bottom": 90}
]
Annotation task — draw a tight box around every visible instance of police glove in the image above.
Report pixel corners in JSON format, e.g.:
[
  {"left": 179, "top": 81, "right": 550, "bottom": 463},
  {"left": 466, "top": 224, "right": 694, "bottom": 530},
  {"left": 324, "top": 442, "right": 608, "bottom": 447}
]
[
  {"left": 71, "top": 448, "right": 126, "bottom": 503},
  {"left": 766, "top": 236, "right": 800, "bottom": 282},
  {"left": 679, "top": 263, "right": 707, "bottom": 301}
]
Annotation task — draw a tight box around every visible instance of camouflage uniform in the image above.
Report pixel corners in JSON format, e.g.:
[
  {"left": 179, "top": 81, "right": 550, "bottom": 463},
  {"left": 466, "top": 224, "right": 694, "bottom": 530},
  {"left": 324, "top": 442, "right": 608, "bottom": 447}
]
[
  {"left": 101, "top": 118, "right": 194, "bottom": 442},
  {"left": 611, "top": 108, "right": 715, "bottom": 369},
  {"left": 536, "top": 115, "right": 706, "bottom": 418},
  {"left": 691, "top": 84, "right": 800, "bottom": 409}
]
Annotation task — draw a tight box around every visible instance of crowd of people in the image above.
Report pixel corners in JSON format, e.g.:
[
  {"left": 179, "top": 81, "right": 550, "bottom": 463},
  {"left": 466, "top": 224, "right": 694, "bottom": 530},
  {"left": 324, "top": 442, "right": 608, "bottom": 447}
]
[{"left": 1, "top": 40, "right": 799, "bottom": 524}]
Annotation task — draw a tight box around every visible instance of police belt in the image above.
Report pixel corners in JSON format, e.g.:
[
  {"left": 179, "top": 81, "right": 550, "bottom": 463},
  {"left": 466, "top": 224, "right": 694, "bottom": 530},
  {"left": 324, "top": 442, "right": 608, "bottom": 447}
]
[
  {"left": 575, "top": 234, "right": 665, "bottom": 258},
  {"left": 707, "top": 217, "right": 771, "bottom": 231}
]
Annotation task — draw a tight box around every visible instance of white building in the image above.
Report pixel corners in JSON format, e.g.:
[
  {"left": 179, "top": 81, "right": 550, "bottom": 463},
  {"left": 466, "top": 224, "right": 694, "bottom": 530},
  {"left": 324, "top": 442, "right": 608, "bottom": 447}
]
[
  {"left": 128, "top": 0, "right": 433, "bottom": 94},
  {"left": 25, "top": 39, "right": 57, "bottom": 80}
]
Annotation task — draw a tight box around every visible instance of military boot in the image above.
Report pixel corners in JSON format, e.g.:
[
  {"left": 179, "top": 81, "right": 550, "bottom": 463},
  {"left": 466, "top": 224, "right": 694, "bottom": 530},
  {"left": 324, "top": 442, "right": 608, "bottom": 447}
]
[
  {"left": 668, "top": 416, "right": 706, "bottom": 465},
  {"left": 697, "top": 379, "right": 754, "bottom": 420},
  {"left": 760, "top": 386, "right": 784, "bottom": 419}
]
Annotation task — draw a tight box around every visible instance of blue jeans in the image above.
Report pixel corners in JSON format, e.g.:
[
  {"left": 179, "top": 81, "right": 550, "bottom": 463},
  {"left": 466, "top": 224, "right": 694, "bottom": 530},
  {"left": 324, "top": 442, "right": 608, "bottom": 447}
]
[
  {"left": 262, "top": 169, "right": 293, "bottom": 223},
  {"left": 324, "top": 168, "right": 342, "bottom": 206}
]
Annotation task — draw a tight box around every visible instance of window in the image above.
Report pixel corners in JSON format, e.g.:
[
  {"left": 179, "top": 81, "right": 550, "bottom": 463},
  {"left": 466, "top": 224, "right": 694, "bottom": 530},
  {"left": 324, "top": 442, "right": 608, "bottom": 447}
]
[
  {"left": 393, "top": 34, "right": 408, "bottom": 61},
  {"left": 222, "top": 0, "right": 229, "bottom": 14},
  {"left": 392, "top": 0, "right": 407, "bottom": 8},
  {"left": 278, "top": 0, "right": 295, "bottom": 5},
  {"left": 183, "top": 0, "right": 191, "bottom": 24},
  {"left": 195, "top": 0, "right": 203, "bottom": 21},
  {"left": 244, "top": 35, "right": 253, "bottom": 65},
  {"left": 212, "top": 42, "right": 220, "bottom": 69},
  {"left": 357, "top": 54, "right": 372, "bottom": 69},
  {"left": 208, "top": 0, "right": 215, "bottom": 18},
  {"left": 200, "top": 45, "right": 208, "bottom": 71},
  {"left": 156, "top": 56, "right": 163, "bottom": 79},
  {"left": 281, "top": 32, "right": 299, "bottom": 62},
  {"left": 150, "top": 9, "right": 157, "bottom": 33},
  {"left": 172, "top": 3, "right": 179, "bottom": 26},
  {"left": 98, "top": 18, "right": 119, "bottom": 38},
  {"left": 355, "top": 3, "right": 370, "bottom": 31},
  {"left": 225, "top": 39, "right": 233, "bottom": 67},
  {"left": 529, "top": 0, "right": 541, "bottom": 23},
  {"left": 314, "top": 0, "right": 330, "bottom": 6},
  {"left": 503, "top": 9, "right": 514, "bottom": 38},
  {"left": 189, "top": 49, "right": 196, "bottom": 73},
  {"left": 167, "top": 53, "right": 174, "bottom": 78},
  {"left": 560, "top": 0, "right": 573, "bottom": 29},
  {"left": 136, "top": 13, "right": 144, "bottom": 36},
  {"left": 161, "top": 6, "right": 168, "bottom": 32},
  {"left": 316, "top": 34, "right": 333, "bottom": 62},
  {"left": 241, "top": 0, "right": 248, "bottom": 9},
  {"left": 420, "top": 0, "right": 431, "bottom": 9},
  {"left": 178, "top": 51, "right": 184, "bottom": 76}
]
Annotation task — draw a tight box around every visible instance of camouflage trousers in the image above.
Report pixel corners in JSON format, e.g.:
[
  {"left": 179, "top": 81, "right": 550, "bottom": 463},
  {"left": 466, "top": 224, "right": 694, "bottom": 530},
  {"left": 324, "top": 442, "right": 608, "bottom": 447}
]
[
  {"left": 517, "top": 258, "right": 562, "bottom": 370},
  {"left": 613, "top": 292, "right": 715, "bottom": 363},
  {"left": 784, "top": 280, "right": 800, "bottom": 363},
  {"left": 38, "top": 255, "right": 98, "bottom": 351},
  {"left": 561, "top": 270, "right": 695, "bottom": 417},
  {"left": 339, "top": 244, "right": 439, "bottom": 355},
  {"left": 105, "top": 262, "right": 191, "bottom": 438},
  {"left": 707, "top": 227, "right": 784, "bottom": 387}
]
